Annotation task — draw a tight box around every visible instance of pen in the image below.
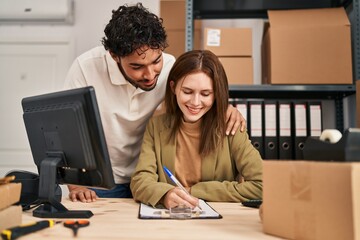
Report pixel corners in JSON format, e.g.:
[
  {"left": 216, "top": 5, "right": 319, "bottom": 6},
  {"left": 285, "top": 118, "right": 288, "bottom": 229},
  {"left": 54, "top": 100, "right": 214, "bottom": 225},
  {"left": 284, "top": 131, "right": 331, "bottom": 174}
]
[
  {"left": 163, "top": 166, "right": 202, "bottom": 211},
  {"left": 1, "top": 220, "right": 61, "bottom": 240}
]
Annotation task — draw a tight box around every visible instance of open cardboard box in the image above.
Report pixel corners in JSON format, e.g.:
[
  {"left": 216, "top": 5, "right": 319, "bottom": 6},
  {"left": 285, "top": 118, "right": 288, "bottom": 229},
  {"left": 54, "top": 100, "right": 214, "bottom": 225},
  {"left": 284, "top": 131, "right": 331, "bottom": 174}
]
[
  {"left": 262, "top": 7, "right": 352, "bottom": 84},
  {"left": 263, "top": 160, "right": 360, "bottom": 240}
]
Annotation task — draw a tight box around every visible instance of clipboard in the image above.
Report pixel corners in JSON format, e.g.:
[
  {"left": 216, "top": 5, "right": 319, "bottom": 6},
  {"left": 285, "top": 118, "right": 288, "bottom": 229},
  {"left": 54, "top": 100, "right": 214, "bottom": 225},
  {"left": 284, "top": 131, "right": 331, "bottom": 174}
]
[{"left": 138, "top": 199, "right": 222, "bottom": 219}]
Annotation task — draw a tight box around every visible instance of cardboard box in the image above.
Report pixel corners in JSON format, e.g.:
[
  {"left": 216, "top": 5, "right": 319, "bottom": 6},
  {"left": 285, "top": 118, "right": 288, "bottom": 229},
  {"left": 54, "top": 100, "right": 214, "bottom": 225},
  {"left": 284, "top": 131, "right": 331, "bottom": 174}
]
[
  {"left": 263, "top": 160, "right": 360, "bottom": 240},
  {"left": 161, "top": 0, "right": 185, "bottom": 30},
  {"left": 219, "top": 57, "right": 253, "bottom": 85},
  {"left": 262, "top": 7, "right": 352, "bottom": 84},
  {"left": 165, "top": 29, "right": 201, "bottom": 58},
  {"left": 0, "top": 183, "right": 21, "bottom": 210},
  {"left": 160, "top": 0, "right": 202, "bottom": 58},
  {"left": 0, "top": 205, "right": 22, "bottom": 231},
  {"left": 203, "top": 27, "right": 254, "bottom": 84},
  {"left": 160, "top": 0, "right": 202, "bottom": 30},
  {"left": 203, "top": 28, "right": 252, "bottom": 57}
]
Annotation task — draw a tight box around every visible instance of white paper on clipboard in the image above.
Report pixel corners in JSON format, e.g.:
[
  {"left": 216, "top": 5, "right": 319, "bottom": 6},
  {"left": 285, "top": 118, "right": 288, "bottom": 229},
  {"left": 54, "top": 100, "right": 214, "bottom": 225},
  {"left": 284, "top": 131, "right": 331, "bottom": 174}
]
[{"left": 139, "top": 199, "right": 222, "bottom": 219}]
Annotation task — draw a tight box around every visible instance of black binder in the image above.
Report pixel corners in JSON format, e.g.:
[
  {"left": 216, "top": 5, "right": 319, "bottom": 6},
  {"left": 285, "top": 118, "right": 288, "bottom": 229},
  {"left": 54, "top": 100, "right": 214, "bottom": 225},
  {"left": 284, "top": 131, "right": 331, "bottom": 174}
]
[
  {"left": 307, "top": 101, "right": 322, "bottom": 138},
  {"left": 235, "top": 99, "right": 248, "bottom": 129},
  {"left": 263, "top": 101, "right": 278, "bottom": 160},
  {"left": 248, "top": 101, "right": 264, "bottom": 158},
  {"left": 292, "top": 101, "right": 308, "bottom": 160},
  {"left": 278, "top": 101, "right": 293, "bottom": 159}
]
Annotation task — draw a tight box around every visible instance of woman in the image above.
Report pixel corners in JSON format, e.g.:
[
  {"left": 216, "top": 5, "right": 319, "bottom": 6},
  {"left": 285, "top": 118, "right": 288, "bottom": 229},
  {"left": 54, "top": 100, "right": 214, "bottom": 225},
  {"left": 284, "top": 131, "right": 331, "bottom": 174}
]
[{"left": 130, "top": 50, "right": 262, "bottom": 209}]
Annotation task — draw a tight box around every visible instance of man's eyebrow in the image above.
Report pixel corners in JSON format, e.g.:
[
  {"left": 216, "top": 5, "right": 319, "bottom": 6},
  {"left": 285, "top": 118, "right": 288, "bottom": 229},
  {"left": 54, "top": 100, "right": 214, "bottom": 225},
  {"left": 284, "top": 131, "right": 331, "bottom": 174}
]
[
  {"left": 129, "top": 54, "right": 162, "bottom": 67},
  {"left": 129, "top": 62, "right": 143, "bottom": 67},
  {"left": 153, "top": 54, "right": 162, "bottom": 63}
]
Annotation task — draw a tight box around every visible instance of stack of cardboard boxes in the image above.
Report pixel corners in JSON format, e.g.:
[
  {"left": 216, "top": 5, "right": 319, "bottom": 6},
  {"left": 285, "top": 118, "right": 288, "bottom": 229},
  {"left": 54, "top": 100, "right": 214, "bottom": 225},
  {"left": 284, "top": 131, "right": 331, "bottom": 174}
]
[
  {"left": 160, "top": 0, "right": 201, "bottom": 58},
  {"left": 0, "top": 179, "right": 22, "bottom": 231},
  {"left": 260, "top": 8, "right": 357, "bottom": 240},
  {"left": 162, "top": 2, "right": 352, "bottom": 86},
  {"left": 160, "top": 1, "right": 255, "bottom": 85},
  {"left": 203, "top": 27, "right": 254, "bottom": 85},
  {"left": 157, "top": 0, "right": 202, "bottom": 116}
]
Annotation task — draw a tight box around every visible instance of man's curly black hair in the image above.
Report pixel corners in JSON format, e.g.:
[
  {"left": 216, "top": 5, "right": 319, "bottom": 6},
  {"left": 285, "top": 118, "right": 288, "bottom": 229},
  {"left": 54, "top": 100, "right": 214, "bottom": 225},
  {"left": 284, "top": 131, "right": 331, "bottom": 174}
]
[{"left": 102, "top": 3, "right": 168, "bottom": 57}]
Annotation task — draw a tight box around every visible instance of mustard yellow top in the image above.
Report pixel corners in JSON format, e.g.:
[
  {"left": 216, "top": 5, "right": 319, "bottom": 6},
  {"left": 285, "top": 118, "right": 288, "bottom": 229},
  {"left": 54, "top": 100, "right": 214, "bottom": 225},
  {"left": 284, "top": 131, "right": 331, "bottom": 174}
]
[{"left": 130, "top": 114, "right": 263, "bottom": 207}]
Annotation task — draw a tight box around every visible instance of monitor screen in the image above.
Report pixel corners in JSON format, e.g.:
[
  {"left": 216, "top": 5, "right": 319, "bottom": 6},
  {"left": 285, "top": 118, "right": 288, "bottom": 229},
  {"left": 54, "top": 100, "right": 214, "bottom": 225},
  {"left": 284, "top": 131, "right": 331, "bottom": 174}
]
[{"left": 22, "top": 86, "right": 115, "bottom": 218}]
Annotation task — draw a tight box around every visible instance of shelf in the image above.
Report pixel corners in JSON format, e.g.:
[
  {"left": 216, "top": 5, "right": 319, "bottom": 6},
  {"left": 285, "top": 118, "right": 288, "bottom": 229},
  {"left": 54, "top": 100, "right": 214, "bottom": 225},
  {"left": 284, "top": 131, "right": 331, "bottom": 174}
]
[
  {"left": 185, "top": 0, "right": 359, "bottom": 132},
  {"left": 229, "top": 84, "right": 356, "bottom": 99},
  {"left": 192, "top": 0, "right": 352, "bottom": 19},
  {"left": 228, "top": 84, "right": 356, "bottom": 132}
]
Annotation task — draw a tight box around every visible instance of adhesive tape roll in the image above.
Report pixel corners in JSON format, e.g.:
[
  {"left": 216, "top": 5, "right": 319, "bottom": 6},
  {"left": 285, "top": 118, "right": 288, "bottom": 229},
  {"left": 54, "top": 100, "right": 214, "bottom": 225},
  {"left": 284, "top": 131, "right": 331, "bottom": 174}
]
[{"left": 319, "top": 129, "right": 342, "bottom": 143}]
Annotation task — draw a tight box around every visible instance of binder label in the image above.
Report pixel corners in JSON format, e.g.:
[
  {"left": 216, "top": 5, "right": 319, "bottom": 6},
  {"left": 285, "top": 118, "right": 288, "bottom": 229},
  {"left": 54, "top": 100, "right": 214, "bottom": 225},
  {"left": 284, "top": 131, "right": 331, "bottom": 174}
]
[
  {"left": 310, "top": 105, "right": 322, "bottom": 137},
  {"left": 236, "top": 103, "right": 247, "bottom": 121},
  {"left": 295, "top": 104, "right": 307, "bottom": 137},
  {"left": 279, "top": 104, "right": 291, "bottom": 137},
  {"left": 250, "top": 104, "right": 262, "bottom": 137},
  {"left": 265, "top": 104, "right": 276, "bottom": 137}
]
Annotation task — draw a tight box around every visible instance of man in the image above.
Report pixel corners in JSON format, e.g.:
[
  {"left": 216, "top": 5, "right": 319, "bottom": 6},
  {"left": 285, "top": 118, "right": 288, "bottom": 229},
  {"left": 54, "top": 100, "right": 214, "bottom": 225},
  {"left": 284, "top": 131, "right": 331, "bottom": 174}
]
[{"left": 64, "top": 3, "right": 245, "bottom": 202}]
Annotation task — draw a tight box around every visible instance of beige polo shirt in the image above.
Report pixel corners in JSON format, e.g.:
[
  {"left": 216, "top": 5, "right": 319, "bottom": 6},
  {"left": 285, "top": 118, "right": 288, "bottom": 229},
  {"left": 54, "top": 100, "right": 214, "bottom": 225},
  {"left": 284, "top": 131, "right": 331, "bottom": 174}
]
[{"left": 64, "top": 46, "right": 175, "bottom": 184}]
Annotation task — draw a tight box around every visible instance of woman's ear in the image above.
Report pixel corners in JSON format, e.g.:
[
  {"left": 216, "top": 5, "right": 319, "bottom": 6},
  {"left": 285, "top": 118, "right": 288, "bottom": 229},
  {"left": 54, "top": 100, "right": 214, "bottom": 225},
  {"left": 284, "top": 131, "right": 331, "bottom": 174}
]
[{"left": 170, "top": 81, "right": 176, "bottom": 94}]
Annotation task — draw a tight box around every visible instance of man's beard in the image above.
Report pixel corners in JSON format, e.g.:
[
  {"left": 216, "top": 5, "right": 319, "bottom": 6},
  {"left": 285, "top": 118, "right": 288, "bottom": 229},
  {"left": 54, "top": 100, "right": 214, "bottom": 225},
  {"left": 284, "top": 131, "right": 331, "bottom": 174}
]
[
  {"left": 118, "top": 63, "right": 159, "bottom": 91},
  {"left": 126, "top": 75, "right": 159, "bottom": 91}
]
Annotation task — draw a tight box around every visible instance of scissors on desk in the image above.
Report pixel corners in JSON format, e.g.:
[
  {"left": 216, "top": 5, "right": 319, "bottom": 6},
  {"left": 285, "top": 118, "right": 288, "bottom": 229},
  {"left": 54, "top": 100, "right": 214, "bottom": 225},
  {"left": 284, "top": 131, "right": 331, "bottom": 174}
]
[{"left": 64, "top": 220, "right": 90, "bottom": 237}]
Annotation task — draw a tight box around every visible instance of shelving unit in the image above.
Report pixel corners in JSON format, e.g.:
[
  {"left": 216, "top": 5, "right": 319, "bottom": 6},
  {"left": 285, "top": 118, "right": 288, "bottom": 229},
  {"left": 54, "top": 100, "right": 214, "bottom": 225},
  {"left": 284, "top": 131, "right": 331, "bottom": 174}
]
[
  {"left": 229, "top": 85, "right": 356, "bottom": 131},
  {"left": 228, "top": 84, "right": 355, "bottom": 99},
  {"left": 185, "top": 0, "right": 358, "bottom": 133}
]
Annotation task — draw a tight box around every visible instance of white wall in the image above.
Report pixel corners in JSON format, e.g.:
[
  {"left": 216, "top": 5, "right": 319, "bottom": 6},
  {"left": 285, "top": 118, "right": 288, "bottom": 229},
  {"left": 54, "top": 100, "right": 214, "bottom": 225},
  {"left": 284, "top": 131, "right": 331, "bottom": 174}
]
[
  {"left": 71, "top": 0, "right": 160, "bottom": 57},
  {"left": 0, "top": 0, "right": 159, "bottom": 61}
]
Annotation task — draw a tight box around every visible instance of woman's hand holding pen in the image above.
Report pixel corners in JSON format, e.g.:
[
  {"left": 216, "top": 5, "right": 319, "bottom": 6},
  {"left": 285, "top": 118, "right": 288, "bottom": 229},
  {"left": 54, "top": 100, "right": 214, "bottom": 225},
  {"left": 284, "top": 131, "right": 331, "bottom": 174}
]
[{"left": 163, "top": 187, "right": 199, "bottom": 209}]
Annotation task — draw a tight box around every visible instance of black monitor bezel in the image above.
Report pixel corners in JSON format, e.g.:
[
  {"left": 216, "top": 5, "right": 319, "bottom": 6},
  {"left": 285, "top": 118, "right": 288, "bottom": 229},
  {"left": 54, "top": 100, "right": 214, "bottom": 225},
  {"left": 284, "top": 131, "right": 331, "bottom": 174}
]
[{"left": 21, "top": 86, "right": 115, "bottom": 218}]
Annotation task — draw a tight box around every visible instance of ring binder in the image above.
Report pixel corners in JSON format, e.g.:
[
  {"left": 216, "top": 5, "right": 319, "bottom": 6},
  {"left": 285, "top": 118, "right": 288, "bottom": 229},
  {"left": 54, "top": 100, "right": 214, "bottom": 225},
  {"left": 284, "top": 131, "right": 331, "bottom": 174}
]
[
  {"left": 278, "top": 101, "right": 293, "bottom": 159},
  {"left": 292, "top": 102, "right": 308, "bottom": 160},
  {"left": 263, "top": 101, "right": 278, "bottom": 160},
  {"left": 248, "top": 101, "right": 264, "bottom": 158}
]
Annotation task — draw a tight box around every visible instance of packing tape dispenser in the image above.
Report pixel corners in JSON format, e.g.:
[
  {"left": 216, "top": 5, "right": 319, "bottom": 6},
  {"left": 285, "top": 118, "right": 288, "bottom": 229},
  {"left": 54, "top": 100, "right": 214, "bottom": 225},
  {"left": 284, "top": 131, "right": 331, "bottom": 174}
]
[{"left": 303, "top": 128, "right": 360, "bottom": 162}]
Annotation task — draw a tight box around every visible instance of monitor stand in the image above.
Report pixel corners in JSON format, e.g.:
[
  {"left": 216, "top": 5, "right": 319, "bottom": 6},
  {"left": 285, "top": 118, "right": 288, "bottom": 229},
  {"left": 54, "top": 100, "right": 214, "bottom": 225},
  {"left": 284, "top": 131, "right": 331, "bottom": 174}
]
[{"left": 33, "top": 156, "right": 93, "bottom": 218}]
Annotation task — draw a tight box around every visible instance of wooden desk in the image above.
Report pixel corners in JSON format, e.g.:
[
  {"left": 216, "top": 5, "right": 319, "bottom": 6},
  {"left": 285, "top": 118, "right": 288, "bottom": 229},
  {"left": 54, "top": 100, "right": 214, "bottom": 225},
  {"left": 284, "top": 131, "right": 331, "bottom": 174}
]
[{"left": 21, "top": 198, "right": 281, "bottom": 239}]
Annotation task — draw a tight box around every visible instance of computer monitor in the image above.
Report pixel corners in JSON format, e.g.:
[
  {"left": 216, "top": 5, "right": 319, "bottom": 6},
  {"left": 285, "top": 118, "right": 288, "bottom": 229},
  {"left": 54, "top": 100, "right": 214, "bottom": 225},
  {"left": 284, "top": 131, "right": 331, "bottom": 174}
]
[{"left": 21, "top": 86, "right": 115, "bottom": 218}]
